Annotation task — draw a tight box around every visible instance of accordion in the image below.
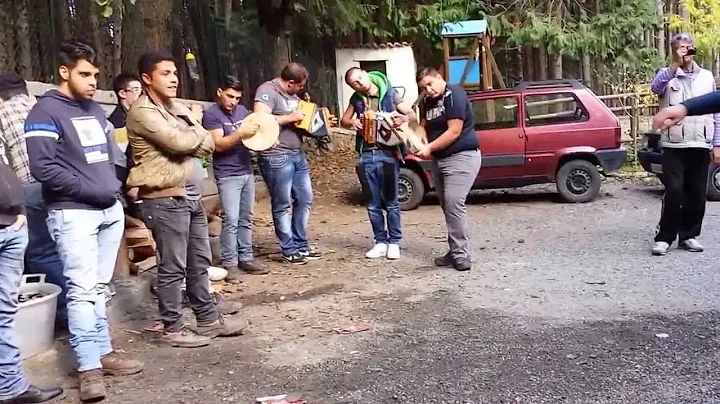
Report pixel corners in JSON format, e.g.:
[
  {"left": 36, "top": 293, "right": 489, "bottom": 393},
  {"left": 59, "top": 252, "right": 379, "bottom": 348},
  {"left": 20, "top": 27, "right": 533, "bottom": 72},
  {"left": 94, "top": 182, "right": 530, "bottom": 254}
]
[
  {"left": 295, "top": 101, "right": 330, "bottom": 139},
  {"left": 360, "top": 111, "right": 403, "bottom": 147}
]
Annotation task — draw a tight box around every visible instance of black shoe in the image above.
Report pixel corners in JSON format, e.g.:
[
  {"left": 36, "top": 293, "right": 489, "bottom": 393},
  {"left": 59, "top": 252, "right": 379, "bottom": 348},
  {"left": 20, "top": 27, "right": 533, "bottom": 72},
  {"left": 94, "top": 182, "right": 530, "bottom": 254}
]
[
  {"left": 434, "top": 253, "right": 454, "bottom": 267},
  {"left": 454, "top": 258, "right": 472, "bottom": 272},
  {"left": 284, "top": 253, "right": 308, "bottom": 265},
  {"left": 299, "top": 249, "right": 322, "bottom": 260},
  {"left": 239, "top": 260, "right": 269, "bottom": 275},
  {"left": 0, "top": 385, "right": 64, "bottom": 403}
]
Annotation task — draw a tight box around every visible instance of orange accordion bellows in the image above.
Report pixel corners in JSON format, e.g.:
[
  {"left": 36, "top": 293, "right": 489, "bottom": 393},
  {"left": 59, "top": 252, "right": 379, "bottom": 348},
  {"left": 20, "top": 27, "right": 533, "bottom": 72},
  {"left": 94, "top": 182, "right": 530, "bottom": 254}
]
[{"left": 361, "top": 110, "right": 379, "bottom": 145}]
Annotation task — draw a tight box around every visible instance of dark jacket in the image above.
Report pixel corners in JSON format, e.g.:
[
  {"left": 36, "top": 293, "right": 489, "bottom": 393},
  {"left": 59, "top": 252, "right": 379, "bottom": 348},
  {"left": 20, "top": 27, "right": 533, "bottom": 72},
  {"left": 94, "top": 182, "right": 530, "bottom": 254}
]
[
  {"left": 684, "top": 90, "right": 720, "bottom": 116},
  {"left": 0, "top": 159, "right": 24, "bottom": 226},
  {"left": 24, "top": 90, "right": 121, "bottom": 210}
]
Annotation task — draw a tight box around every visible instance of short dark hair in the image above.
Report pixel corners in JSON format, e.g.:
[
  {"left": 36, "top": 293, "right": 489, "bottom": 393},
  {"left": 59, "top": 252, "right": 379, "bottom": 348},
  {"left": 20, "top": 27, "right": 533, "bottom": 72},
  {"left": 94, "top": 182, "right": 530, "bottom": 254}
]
[
  {"left": 58, "top": 40, "right": 97, "bottom": 69},
  {"left": 138, "top": 51, "right": 177, "bottom": 79},
  {"left": 344, "top": 67, "right": 361, "bottom": 84},
  {"left": 219, "top": 75, "right": 243, "bottom": 92},
  {"left": 280, "top": 62, "right": 308, "bottom": 82},
  {"left": 416, "top": 67, "right": 441, "bottom": 83},
  {"left": 0, "top": 73, "right": 28, "bottom": 101},
  {"left": 0, "top": 87, "right": 28, "bottom": 101},
  {"left": 113, "top": 73, "right": 141, "bottom": 95}
]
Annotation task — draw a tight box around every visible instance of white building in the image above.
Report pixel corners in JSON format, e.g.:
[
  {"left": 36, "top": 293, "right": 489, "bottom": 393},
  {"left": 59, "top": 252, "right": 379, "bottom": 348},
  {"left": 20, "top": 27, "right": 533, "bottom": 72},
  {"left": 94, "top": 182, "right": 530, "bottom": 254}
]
[{"left": 334, "top": 42, "right": 418, "bottom": 114}]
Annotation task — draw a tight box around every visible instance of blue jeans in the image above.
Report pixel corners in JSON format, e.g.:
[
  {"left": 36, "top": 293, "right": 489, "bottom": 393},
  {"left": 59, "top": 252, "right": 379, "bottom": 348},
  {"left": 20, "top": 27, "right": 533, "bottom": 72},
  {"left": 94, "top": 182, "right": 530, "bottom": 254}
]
[
  {"left": 259, "top": 151, "right": 313, "bottom": 256},
  {"left": 357, "top": 149, "right": 402, "bottom": 244},
  {"left": 217, "top": 174, "right": 255, "bottom": 266},
  {"left": 0, "top": 226, "right": 30, "bottom": 400},
  {"left": 23, "top": 183, "right": 67, "bottom": 326},
  {"left": 46, "top": 201, "right": 124, "bottom": 371}
]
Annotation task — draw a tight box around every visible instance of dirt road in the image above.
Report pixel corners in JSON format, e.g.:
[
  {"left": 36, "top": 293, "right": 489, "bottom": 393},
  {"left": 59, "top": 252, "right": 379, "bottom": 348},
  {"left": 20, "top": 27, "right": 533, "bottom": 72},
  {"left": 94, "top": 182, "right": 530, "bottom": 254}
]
[{"left": 24, "top": 158, "right": 720, "bottom": 403}]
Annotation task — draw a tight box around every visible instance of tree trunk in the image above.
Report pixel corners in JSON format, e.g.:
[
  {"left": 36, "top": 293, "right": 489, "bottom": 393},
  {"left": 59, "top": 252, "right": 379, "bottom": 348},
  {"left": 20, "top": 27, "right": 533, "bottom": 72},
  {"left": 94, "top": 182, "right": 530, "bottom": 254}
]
[
  {"left": 112, "top": 0, "right": 123, "bottom": 78},
  {"left": 524, "top": 46, "right": 535, "bottom": 81},
  {"left": 143, "top": 0, "right": 174, "bottom": 51},
  {"left": 582, "top": 52, "right": 592, "bottom": 89},
  {"left": 551, "top": 52, "right": 562, "bottom": 79},
  {"left": 15, "top": 0, "right": 33, "bottom": 78},
  {"left": 656, "top": 0, "right": 666, "bottom": 62},
  {"left": 537, "top": 43, "right": 548, "bottom": 80},
  {"left": 274, "top": 32, "right": 291, "bottom": 72},
  {"left": 0, "top": 2, "right": 16, "bottom": 73},
  {"left": 224, "top": 0, "right": 232, "bottom": 30}
]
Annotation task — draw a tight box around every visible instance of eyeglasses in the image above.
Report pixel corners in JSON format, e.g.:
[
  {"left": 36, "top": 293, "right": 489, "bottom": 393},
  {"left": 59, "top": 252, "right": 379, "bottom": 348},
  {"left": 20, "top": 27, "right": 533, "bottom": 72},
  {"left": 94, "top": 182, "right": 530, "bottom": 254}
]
[{"left": 124, "top": 87, "right": 142, "bottom": 94}]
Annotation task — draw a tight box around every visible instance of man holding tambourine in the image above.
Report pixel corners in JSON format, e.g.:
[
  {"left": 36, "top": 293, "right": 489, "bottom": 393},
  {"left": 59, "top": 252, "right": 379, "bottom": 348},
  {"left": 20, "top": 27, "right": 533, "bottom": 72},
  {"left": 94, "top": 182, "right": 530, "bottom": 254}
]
[{"left": 341, "top": 67, "right": 417, "bottom": 260}]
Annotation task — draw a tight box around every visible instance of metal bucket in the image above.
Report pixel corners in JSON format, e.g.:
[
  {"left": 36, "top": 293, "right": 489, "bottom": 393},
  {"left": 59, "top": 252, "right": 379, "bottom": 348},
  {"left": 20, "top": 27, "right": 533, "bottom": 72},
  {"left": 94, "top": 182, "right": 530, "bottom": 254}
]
[{"left": 16, "top": 274, "right": 62, "bottom": 360}]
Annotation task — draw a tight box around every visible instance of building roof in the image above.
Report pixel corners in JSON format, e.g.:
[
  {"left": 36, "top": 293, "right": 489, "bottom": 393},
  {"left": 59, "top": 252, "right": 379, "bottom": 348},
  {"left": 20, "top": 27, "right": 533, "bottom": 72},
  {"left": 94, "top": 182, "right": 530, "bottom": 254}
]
[
  {"left": 441, "top": 20, "right": 488, "bottom": 37},
  {"left": 336, "top": 42, "right": 413, "bottom": 49}
]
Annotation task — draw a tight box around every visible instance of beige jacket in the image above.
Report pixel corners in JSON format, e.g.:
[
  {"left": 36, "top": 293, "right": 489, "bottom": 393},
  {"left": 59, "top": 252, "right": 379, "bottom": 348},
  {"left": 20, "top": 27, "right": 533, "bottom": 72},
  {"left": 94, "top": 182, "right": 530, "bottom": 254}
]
[{"left": 126, "top": 94, "right": 214, "bottom": 199}]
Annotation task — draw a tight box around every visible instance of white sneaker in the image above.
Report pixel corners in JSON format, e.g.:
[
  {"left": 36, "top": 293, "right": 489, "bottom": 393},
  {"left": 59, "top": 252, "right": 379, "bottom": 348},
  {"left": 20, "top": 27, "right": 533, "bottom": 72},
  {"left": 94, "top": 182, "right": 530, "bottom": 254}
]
[
  {"left": 365, "top": 243, "right": 388, "bottom": 259},
  {"left": 652, "top": 241, "right": 670, "bottom": 256},
  {"left": 386, "top": 244, "right": 400, "bottom": 260}
]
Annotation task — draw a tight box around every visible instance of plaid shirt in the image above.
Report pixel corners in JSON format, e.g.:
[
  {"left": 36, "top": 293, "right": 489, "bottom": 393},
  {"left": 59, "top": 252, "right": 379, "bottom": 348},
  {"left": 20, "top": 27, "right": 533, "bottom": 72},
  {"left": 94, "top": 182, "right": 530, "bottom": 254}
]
[{"left": 0, "top": 94, "right": 36, "bottom": 184}]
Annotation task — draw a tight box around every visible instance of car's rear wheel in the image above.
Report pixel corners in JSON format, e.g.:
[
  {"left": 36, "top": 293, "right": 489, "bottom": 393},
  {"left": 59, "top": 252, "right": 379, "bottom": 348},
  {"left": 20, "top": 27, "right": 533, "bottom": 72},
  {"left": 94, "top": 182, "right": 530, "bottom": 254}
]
[
  {"left": 706, "top": 164, "right": 720, "bottom": 201},
  {"left": 556, "top": 159, "right": 602, "bottom": 203},
  {"left": 399, "top": 167, "right": 425, "bottom": 211}
]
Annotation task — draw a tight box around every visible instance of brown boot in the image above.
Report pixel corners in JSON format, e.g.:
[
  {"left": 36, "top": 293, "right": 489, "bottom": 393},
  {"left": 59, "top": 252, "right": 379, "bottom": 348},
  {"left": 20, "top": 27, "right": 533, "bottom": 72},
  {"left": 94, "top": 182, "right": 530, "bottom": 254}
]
[
  {"left": 239, "top": 260, "right": 269, "bottom": 275},
  {"left": 161, "top": 326, "right": 211, "bottom": 348},
  {"left": 78, "top": 369, "right": 105, "bottom": 402},
  {"left": 223, "top": 266, "right": 244, "bottom": 284},
  {"left": 101, "top": 352, "right": 144, "bottom": 376},
  {"left": 195, "top": 315, "right": 248, "bottom": 338}
]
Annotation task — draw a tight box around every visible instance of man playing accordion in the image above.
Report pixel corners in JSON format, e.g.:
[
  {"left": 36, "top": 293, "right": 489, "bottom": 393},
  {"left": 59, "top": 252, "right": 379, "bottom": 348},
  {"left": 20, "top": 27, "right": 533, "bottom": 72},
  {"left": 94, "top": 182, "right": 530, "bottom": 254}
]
[{"left": 341, "top": 68, "right": 416, "bottom": 260}]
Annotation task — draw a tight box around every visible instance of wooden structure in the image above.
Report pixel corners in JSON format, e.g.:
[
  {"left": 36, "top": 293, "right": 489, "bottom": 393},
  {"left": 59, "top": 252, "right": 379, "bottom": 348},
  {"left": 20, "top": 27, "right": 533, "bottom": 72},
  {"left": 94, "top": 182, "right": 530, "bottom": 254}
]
[{"left": 441, "top": 20, "right": 505, "bottom": 91}]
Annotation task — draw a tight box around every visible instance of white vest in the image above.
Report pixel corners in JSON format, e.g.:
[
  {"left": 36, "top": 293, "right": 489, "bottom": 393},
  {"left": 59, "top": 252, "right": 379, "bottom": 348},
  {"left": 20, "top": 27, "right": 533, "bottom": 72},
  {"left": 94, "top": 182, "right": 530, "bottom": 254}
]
[{"left": 661, "top": 65, "right": 715, "bottom": 149}]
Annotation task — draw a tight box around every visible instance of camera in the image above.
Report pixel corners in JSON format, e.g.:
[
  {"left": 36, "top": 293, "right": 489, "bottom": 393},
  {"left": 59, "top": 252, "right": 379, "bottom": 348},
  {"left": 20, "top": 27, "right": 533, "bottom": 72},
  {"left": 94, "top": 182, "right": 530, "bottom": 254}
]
[{"left": 687, "top": 47, "right": 697, "bottom": 55}]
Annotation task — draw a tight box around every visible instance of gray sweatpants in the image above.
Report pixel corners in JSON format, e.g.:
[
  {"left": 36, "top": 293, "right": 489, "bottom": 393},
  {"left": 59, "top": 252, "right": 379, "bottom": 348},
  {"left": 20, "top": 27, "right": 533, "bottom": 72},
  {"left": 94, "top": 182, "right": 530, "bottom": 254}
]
[{"left": 431, "top": 149, "right": 482, "bottom": 261}]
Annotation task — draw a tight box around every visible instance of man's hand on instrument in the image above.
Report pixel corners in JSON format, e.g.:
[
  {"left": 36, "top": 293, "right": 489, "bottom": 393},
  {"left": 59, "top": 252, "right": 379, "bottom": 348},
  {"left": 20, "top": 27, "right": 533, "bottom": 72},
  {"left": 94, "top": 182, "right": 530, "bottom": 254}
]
[
  {"left": 352, "top": 118, "right": 364, "bottom": 131},
  {"left": 390, "top": 111, "right": 408, "bottom": 128},
  {"left": 652, "top": 104, "right": 688, "bottom": 131},
  {"left": 414, "top": 144, "right": 432, "bottom": 158},
  {"left": 237, "top": 123, "right": 261, "bottom": 139},
  {"left": 288, "top": 110, "right": 305, "bottom": 123}
]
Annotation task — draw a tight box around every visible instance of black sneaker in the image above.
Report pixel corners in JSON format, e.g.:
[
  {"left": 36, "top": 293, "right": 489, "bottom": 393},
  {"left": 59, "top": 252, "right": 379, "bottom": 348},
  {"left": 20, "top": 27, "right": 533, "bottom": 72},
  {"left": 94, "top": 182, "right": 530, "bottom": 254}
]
[
  {"left": 284, "top": 253, "right": 308, "bottom": 265},
  {"left": 299, "top": 249, "right": 322, "bottom": 260}
]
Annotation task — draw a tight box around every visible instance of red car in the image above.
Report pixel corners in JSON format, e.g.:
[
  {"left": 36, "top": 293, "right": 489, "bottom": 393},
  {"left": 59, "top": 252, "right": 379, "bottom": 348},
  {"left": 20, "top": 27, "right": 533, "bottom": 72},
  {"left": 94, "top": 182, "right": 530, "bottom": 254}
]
[{"left": 398, "top": 79, "right": 627, "bottom": 210}]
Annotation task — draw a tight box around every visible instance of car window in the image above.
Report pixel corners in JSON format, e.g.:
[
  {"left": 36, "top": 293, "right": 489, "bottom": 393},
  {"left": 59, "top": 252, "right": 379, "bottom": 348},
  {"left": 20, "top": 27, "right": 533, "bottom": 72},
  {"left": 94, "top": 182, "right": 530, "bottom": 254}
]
[
  {"left": 472, "top": 96, "right": 519, "bottom": 130},
  {"left": 524, "top": 93, "right": 589, "bottom": 126}
]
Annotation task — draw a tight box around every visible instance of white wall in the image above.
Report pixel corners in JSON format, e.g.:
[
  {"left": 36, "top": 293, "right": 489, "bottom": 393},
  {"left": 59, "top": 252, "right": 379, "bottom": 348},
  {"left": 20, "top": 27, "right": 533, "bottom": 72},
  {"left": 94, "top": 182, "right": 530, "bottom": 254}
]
[{"left": 335, "top": 46, "right": 418, "bottom": 114}]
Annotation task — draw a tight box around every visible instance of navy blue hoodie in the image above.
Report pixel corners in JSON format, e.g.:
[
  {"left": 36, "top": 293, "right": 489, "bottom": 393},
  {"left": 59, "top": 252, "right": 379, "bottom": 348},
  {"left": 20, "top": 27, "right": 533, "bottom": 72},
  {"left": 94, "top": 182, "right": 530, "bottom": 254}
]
[{"left": 24, "top": 90, "right": 120, "bottom": 210}]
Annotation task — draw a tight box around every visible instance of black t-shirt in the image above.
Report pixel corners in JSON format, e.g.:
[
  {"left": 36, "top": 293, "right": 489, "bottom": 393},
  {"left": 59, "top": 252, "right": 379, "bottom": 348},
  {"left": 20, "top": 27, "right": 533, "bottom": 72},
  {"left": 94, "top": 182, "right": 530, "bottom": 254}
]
[{"left": 421, "top": 84, "right": 479, "bottom": 159}]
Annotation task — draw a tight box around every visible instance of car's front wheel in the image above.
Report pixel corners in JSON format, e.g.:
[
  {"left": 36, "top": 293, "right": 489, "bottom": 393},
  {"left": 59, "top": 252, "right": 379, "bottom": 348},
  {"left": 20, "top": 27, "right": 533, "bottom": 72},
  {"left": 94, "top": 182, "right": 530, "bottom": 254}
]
[
  {"left": 706, "top": 164, "right": 720, "bottom": 201},
  {"left": 556, "top": 159, "right": 602, "bottom": 203},
  {"left": 398, "top": 167, "right": 426, "bottom": 211}
]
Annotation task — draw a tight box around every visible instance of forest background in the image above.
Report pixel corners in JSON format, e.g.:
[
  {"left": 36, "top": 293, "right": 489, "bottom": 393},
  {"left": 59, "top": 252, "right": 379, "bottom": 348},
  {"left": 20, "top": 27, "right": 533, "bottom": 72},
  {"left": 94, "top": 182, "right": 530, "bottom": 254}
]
[{"left": 0, "top": 0, "right": 716, "bottom": 112}]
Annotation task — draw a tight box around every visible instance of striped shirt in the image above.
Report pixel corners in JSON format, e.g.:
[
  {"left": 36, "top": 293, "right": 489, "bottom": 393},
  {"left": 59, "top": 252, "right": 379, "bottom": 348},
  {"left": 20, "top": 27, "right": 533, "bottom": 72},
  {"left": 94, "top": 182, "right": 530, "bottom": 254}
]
[
  {"left": 0, "top": 94, "right": 37, "bottom": 184},
  {"left": 651, "top": 66, "right": 720, "bottom": 146}
]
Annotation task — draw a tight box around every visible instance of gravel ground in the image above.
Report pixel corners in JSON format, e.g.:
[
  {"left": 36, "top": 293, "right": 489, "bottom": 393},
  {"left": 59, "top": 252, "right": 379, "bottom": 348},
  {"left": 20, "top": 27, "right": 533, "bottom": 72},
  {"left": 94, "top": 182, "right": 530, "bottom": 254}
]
[{"left": 25, "top": 181, "right": 720, "bottom": 404}]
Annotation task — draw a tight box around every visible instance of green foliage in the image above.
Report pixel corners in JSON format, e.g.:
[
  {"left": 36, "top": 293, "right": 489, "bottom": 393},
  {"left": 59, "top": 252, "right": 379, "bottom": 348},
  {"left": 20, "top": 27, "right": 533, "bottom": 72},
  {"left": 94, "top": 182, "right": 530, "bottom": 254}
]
[
  {"left": 95, "top": 0, "right": 136, "bottom": 18},
  {"left": 668, "top": 0, "right": 720, "bottom": 57}
]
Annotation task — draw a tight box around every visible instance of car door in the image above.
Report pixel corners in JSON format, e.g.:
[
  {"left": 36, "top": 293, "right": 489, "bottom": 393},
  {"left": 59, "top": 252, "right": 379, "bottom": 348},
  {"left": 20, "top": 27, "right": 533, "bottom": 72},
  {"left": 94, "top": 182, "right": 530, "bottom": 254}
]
[
  {"left": 471, "top": 95, "right": 527, "bottom": 182},
  {"left": 522, "top": 91, "right": 591, "bottom": 178}
]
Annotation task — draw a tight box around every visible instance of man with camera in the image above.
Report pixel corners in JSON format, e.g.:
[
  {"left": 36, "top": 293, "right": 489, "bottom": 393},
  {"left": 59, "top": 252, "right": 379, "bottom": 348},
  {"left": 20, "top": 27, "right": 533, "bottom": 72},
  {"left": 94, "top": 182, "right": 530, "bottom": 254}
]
[{"left": 649, "top": 33, "right": 720, "bottom": 256}]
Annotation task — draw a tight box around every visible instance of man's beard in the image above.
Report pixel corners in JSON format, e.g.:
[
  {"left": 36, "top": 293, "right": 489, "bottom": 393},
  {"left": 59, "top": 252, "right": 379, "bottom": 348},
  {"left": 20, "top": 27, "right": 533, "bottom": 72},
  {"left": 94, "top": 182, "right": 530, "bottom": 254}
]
[{"left": 69, "top": 83, "right": 93, "bottom": 100}]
